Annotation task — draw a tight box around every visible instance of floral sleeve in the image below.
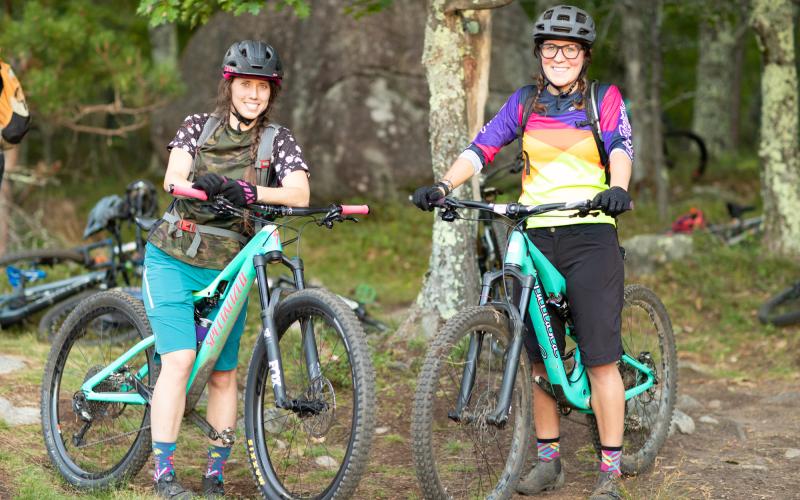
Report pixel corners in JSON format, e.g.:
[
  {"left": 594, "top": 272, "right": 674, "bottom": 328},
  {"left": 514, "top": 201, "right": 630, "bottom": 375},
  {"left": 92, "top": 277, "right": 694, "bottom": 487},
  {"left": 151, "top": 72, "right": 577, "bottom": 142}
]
[
  {"left": 167, "top": 113, "right": 210, "bottom": 158},
  {"left": 272, "top": 127, "right": 310, "bottom": 182}
]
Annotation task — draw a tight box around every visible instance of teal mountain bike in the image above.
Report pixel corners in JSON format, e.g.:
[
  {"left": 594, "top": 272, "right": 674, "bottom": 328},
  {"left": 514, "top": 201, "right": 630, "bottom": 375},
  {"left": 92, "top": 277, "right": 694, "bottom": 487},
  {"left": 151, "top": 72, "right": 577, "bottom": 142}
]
[
  {"left": 411, "top": 197, "right": 677, "bottom": 500},
  {"left": 40, "top": 185, "right": 376, "bottom": 499}
]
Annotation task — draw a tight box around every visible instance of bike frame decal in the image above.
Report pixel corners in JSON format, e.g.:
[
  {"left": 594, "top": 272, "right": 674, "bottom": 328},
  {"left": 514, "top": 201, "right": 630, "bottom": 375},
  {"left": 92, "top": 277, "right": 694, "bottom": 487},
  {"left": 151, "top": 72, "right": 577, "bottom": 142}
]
[
  {"left": 501, "top": 229, "right": 656, "bottom": 412},
  {"left": 81, "top": 225, "right": 283, "bottom": 405}
]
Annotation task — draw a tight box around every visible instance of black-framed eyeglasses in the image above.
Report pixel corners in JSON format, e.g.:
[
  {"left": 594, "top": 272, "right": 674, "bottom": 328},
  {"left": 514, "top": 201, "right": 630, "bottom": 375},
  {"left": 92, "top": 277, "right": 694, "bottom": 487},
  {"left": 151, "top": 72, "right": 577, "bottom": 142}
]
[{"left": 539, "top": 43, "right": 583, "bottom": 60}]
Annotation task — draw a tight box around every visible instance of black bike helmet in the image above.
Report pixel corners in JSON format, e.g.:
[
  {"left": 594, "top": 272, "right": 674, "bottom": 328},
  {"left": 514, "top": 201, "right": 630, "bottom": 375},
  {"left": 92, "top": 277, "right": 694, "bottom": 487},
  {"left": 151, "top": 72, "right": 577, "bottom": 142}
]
[
  {"left": 532, "top": 5, "right": 596, "bottom": 47},
  {"left": 83, "top": 195, "right": 125, "bottom": 239},
  {"left": 125, "top": 179, "right": 158, "bottom": 218},
  {"left": 221, "top": 40, "right": 283, "bottom": 81}
]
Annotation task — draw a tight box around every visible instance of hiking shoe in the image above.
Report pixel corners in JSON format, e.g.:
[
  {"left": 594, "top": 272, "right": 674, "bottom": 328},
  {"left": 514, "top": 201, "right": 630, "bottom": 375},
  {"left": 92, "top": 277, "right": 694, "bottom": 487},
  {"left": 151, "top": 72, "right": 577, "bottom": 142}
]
[
  {"left": 201, "top": 475, "right": 225, "bottom": 498},
  {"left": 588, "top": 471, "right": 623, "bottom": 500},
  {"left": 154, "top": 473, "right": 193, "bottom": 499},
  {"left": 515, "top": 459, "right": 565, "bottom": 495}
]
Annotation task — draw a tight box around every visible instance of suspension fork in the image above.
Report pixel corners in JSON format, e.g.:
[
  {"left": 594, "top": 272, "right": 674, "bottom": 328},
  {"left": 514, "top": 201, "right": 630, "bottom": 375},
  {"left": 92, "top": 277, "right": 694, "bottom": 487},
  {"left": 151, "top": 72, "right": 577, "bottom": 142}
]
[
  {"left": 254, "top": 253, "right": 290, "bottom": 409},
  {"left": 487, "top": 271, "right": 534, "bottom": 427},
  {"left": 449, "top": 268, "right": 533, "bottom": 425}
]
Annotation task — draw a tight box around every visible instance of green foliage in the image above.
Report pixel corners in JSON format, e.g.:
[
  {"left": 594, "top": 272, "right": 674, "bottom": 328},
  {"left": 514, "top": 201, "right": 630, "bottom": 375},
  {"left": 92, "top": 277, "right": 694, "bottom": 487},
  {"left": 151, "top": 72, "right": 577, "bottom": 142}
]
[
  {"left": 0, "top": 1, "right": 181, "bottom": 128},
  {"left": 136, "top": 0, "right": 396, "bottom": 27}
]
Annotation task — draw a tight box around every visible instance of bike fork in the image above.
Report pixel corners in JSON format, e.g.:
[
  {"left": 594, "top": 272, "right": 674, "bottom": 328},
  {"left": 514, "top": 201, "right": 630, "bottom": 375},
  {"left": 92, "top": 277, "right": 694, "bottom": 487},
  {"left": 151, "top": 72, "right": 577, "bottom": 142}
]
[{"left": 254, "top": 254, "right": 291, "bottom": 409}]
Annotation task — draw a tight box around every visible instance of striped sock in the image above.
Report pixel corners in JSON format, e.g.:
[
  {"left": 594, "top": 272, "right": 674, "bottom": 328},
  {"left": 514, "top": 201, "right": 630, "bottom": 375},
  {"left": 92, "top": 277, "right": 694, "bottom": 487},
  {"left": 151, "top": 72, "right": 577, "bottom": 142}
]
[
  {"left": 205, "top": 445, "right": 232, "bottom": 483},
  {"left": 152, "top": 441, "right": 177, "bottom": 481},
  {"left": 600, "top": 445, "right": 622, "bottom": 476},
  {"left": 536, "top": 437, "right": 560, "bottom": 462}
]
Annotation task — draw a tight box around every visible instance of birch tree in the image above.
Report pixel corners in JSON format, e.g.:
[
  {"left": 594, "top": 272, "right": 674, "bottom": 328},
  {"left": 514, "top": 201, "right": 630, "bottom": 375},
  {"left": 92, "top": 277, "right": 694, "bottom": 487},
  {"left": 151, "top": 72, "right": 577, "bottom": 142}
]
[
  {"left": 750, "top": 0, "right": 800, "bottom": 257},
  {"left": 413, "top": 0, "right": 511, "bottom": 335}
]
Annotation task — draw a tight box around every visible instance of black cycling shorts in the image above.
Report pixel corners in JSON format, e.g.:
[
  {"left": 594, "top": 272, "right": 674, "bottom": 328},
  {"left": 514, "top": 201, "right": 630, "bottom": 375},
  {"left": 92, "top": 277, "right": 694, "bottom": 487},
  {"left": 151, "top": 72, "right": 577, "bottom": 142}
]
[{"left": 522, "top": 223, "right": 624, "bottom": 367}]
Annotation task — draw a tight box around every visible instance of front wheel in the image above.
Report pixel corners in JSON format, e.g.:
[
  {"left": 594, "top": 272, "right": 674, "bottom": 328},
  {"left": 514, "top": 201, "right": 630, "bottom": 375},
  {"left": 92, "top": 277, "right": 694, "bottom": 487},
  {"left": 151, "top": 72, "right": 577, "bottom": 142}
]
[
  {"left": 411, "top": 306, "right": 531, "bottom": 500},
  {"left": 589, "top": 284, "right": 677, "bottom": 475},
  {"left": 40, "top": 290, "right": 156, "bottom": 489},
  {"left": 243, "top": 288, "right": 376, "bottom": 499}
]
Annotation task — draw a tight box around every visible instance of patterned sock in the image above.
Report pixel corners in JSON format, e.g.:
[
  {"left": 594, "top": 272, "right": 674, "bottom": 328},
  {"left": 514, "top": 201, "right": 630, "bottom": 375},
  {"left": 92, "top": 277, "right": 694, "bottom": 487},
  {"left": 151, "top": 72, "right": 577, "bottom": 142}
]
[
  {"left": 600, "top": 445, "right": 622, "bottom": 476},
  {"left": 205, "top": 445, "right": 233, "bottom": 482},
  {"left": 152, "top": 441, "right": 177, "bottom": 481},
  {"left": 536, "top": 437, "right": 561, "bottom": 462}
]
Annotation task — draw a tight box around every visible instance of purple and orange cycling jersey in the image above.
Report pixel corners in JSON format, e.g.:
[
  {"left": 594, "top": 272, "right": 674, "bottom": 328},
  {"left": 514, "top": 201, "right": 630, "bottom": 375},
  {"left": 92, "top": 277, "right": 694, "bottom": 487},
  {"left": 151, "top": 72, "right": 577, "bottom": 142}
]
[{"left": 461, "top": 84, "right": 633, "bottom": 228}]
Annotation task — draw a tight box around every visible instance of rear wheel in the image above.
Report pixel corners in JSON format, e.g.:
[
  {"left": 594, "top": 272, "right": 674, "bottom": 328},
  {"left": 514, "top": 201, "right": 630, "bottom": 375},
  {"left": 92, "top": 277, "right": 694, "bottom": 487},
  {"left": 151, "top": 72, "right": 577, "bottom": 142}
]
[
  {"left": 663, "top": 129, "right": 708, "bottom": 184},
  {"left": 41, "top": 290, "right": 156, "bottom": 489},
  {"left": 38, "top": 287, "right": 142, "bottom": 343},
  {"left": 758, "top": 282, "right": 800, "bottom": 327},
  {"left": 588, "top": 284, "right": 677, "bottom": 475},
  {"left": 243, "top": 288, "right": 375, "bottom": 499},
  {"left": 412, "top": 306, "right": 531, "bottom": 500}
]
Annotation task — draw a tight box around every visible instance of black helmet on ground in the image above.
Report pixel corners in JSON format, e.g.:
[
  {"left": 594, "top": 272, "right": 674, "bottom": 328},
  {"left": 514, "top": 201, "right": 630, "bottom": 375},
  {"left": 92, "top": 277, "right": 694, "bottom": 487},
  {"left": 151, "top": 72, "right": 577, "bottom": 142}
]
[
  {"left": 83, "top": 195, "right": 126, "bottom": 239},
  {"left": 221, "top": 40, "right": 283, "bottom": 81},
  {"left": 532, "top": 4, "right": 596, "bottom": 47},
  {"left": 125, "top": 179, "right": 158, "bottom": 218}
]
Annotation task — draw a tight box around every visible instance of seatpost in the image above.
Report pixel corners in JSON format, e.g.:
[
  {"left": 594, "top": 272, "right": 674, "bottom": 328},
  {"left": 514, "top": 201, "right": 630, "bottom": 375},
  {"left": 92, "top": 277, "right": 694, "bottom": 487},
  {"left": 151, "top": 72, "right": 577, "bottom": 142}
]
[{"left": 253, "top": 253, "right": 290, "bottom": 408}]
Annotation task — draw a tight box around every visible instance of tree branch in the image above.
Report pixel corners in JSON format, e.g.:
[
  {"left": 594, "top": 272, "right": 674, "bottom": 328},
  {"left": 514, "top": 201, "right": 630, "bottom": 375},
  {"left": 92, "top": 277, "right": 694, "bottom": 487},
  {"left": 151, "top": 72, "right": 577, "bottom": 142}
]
[
  {"left": 443, "top": 0, "right": 512, "bottom": 15},
  {"left": 58, "top": 118, "right": 150, "bottom": 137}
]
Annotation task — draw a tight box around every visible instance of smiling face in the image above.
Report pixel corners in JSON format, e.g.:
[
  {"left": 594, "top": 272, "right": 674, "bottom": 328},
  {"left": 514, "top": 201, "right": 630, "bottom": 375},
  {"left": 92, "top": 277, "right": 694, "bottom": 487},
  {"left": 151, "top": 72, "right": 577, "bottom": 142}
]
[
  {"left": 230, "top": 77, "right": 271, "bottom": 123},
  {"left": 539, "top": 39, "right": 585, "bottom": 90}
]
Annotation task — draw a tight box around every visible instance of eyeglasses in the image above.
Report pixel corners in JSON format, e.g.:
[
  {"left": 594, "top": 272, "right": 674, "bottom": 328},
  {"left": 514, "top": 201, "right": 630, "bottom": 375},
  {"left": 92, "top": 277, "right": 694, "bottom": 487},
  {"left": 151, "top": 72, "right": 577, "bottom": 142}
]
[{"left": 539, "top": 43, "right": 583, "bottom": 60}]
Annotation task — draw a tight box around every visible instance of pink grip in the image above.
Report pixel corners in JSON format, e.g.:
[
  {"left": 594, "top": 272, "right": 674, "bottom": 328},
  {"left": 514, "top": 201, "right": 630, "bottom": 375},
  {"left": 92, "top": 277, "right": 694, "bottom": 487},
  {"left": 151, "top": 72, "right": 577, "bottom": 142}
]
[
  {"left": 341, "top": 205, "right": 370, "bottom": 216},
  {"left": 170, "top": 184, "right": 208, "bottom": 201}
]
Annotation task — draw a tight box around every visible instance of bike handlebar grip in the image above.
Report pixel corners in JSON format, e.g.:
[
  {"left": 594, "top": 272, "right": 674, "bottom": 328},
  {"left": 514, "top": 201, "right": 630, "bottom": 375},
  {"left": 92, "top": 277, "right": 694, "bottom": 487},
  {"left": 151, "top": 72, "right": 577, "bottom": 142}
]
[
  {"left": 169, "top": 184, "right": 208, "bottom": 201},
  {"left": 341, "top": 205, "right": 370, "bottom": 215}
]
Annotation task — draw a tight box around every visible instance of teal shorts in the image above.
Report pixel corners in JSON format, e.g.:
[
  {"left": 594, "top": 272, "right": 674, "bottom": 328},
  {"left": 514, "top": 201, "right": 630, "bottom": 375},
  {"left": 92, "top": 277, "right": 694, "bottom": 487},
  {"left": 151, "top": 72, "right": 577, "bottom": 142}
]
[{"left": 142, "top": 243, "right": 246, "bottom": 371}]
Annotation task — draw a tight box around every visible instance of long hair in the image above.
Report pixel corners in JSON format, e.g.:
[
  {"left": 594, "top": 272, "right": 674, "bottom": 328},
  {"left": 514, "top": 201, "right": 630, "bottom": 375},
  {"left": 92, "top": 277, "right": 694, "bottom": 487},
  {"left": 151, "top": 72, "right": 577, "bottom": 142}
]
[
  {"left": 213, "top": 78, "right": 282, "bottom": 185},
  {"left": 531, "top": 44, "right": 591, "bottom": 115}
]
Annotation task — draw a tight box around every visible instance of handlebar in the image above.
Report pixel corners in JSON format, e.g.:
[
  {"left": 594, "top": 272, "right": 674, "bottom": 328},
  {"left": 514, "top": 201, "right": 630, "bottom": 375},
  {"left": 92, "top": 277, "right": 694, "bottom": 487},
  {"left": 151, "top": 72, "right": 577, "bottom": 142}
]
[
  {"left": 437, "top": 197, "right": 595, "bottom": 219},
  {"left": 168, "top": 184, "right": 370, "bottom": 219}
]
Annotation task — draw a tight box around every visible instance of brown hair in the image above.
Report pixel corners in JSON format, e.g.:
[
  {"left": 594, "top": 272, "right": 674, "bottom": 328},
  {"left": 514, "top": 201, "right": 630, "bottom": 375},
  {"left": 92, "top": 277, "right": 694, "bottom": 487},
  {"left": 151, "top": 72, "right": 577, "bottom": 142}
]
[
  {"left": 531, "top": 44, "right": 591, "bottom": 115},
  {"left": 213, "top": 77, "right": 282, "bottom": 184}
]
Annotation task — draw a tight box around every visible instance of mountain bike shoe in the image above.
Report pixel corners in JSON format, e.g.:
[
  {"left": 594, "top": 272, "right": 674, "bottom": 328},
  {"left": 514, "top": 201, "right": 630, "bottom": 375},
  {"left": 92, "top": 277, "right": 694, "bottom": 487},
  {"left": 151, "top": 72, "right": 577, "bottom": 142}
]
[
  {"left": 201, "top": 475, "right": 225, "bottom": 498},
  {"left": 154, "top": 473, "right": 194, "bottom": 499},
  {"left": 515, "top": 458, "right": 565, "bottom": 495},
  {"left": 588, "top": 471, "right": 623, "bottom": 500}
]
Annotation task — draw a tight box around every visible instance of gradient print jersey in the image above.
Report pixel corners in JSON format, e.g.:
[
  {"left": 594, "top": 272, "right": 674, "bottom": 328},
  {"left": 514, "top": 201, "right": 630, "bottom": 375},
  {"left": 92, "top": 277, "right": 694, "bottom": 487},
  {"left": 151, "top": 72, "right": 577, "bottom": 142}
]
[{"left": 467, "top": 84, "right": 633, "bottom": 228}]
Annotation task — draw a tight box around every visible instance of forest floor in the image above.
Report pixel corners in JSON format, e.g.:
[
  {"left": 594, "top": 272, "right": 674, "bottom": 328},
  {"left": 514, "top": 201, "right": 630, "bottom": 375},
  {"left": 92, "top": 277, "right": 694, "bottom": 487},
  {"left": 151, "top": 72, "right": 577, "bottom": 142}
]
[{"left": 0, "top": 308, "right": 798, "bottom": 500}]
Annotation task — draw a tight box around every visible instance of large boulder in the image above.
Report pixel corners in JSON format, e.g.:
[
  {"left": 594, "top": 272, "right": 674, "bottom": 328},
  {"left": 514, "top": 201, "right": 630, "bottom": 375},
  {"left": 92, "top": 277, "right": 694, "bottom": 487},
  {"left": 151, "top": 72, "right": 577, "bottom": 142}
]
[{"left": 153, "top": 3, "right": 531, "bottom": 201}]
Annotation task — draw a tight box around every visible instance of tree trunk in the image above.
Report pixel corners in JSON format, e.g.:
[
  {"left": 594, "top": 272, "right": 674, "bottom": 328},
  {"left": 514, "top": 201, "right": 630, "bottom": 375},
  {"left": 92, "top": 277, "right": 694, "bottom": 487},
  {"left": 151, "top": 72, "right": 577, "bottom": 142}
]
[
  {"left": 414, "top": 1, "right": 511, "bottom": 336},
  {"left": 621, "top": 0, "right": 666, "bottom": 220},
  {"left": 691, "top": 1, "right": 748, "bottom": 159},
  {"left": 148, "top": 23, "right": 179, "bottom": 174},
  {"left": 649, "top": 0, "right": 667, "bottom": 221},
  {"left": 750, "top": 0, "right": 800, "bottom": 257}
]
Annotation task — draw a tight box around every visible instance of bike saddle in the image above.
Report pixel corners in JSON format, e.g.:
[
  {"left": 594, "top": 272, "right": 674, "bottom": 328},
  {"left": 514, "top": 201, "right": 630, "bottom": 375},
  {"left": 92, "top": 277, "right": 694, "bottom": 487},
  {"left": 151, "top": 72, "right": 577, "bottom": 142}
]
[
  {"left": 726, "top": 202, "right": 755, "bottom": 219},
  {"left": 134, "top": 216, "right": 157, "bottom": 232}
]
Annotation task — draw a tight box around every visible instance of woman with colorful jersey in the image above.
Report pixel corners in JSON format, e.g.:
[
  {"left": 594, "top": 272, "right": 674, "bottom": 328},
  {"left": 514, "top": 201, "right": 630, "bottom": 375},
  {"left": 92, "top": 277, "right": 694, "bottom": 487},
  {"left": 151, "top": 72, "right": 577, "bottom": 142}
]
[
  {"left": 413, "top": 5, "right": 632, "bottom": 500},
  {"left": 144, "top": 40, "right": 310, "bottom": 499}
]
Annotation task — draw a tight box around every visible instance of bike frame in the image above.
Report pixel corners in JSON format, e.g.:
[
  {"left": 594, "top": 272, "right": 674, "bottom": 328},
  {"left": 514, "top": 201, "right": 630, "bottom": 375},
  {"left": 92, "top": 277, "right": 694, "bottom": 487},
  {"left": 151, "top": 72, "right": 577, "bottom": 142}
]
[
  {"left": 80, "top": 222, "right": 311, "bottom": 417},
  {"left": 451, "top": 226, "right": 656, "bottom": 425}
]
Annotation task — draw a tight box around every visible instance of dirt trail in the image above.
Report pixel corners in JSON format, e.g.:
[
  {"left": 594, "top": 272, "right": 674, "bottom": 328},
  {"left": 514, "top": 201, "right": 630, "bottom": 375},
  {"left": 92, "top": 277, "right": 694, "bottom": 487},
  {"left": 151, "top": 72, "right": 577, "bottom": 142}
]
[{"left": 4, "top": 350, "right": 799, "bottom": 499}]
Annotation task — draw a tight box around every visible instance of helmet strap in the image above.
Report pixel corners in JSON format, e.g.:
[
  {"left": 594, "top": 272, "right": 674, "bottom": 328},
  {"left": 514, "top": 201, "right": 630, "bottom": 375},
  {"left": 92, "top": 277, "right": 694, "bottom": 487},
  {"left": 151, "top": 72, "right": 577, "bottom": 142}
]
[
  {"left": 229, "top": 107, "right": 255, "bottom": 132},
  {"left": 538, "top": 58, "right": 585, "bottom": 98}
]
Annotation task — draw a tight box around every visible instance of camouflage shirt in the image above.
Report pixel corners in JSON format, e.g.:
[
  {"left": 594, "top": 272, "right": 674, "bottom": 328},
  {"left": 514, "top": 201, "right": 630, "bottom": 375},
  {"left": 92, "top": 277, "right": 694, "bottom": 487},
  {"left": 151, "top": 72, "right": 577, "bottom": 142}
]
[{"left": 148, "top": 113, "right": 310, "bottom": 269}]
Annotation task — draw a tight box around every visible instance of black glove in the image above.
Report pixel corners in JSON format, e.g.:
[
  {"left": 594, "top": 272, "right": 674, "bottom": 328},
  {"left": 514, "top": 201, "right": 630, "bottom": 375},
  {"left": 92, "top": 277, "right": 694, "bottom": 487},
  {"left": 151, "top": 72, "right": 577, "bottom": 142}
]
[
  {"left": 412, "top": 182, "right": 451, "bottom": 211},
  {"left": 192, "top": 173, "right": 227, "bottom": 197},
  {"left": 592, "top": 186, "right": 632, "bottom": 217},
  {"left": 220, "top": 178, "right": 258, "bottom": 207}
]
